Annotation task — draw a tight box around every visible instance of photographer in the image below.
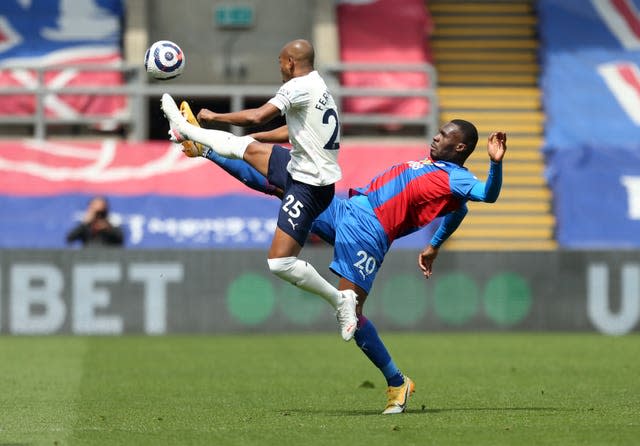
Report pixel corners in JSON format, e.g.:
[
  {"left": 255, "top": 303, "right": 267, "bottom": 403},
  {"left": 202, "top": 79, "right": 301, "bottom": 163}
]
[{"left": 66, "top": 196, "right": 124, "bottom": 247}]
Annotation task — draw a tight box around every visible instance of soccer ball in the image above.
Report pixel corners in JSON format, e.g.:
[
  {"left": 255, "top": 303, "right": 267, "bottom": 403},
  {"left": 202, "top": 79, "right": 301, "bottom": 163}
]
[{"left": 144, "top": 40, "right": 185, "bottom": 80}]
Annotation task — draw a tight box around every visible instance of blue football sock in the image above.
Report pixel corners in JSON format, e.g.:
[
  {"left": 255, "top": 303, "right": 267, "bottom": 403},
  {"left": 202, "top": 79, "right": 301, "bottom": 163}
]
[
  {"left": 204, "top": 149, "right": 277, "bottom": 195},
  {"left": 354, "top": 315, "right": 404, "bottom": 387}
]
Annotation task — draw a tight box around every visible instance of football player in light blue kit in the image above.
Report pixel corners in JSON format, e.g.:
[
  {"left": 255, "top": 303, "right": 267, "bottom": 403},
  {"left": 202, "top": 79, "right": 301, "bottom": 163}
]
[
  {"left": 161, "top": 39, "right": 359, "bottom": 342},
  {"left": 176, "top": 118, "right": 507, "bottom": 414}
]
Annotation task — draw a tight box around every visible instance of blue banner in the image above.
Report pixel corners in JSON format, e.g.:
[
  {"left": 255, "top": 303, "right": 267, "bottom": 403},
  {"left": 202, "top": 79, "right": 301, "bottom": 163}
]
[
  {"left": 0, "top": 0, "right": 126, "bottom": 118},
  {"left": 0, "top": 195, "right": 279, "bottom": 249},
  {"left": 547, "top": 146, "right": 640, "bottom": 247},
  {"left": 539, "top": 0, "right": 640, "bottom": 247},
  {"left": 539, "top": 0, "right": 640, "bottom": 151},
  {"left": 0, "top": 0, "right": 123, "bottom": 64},
  {"left": 0, "top": 194, "right": 433, "bottom": 249}
]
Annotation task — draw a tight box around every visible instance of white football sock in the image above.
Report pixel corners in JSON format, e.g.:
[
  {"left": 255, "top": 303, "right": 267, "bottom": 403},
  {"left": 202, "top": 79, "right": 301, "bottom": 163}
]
[
  {"left": 181, "top": 125, "right": 254, "bottom": 159},
  {"left": 267, "top": 256, "right": 341, "bottom": 309}
]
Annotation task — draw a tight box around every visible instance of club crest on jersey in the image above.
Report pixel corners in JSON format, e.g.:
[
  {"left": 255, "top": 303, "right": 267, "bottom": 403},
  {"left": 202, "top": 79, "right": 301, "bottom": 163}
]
[{"left": 407, "top": 159, "right": 432, "bottom": 169}]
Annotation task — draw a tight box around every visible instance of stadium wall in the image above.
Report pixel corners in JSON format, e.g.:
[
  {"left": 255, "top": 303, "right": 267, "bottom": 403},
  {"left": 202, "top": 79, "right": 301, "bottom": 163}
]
[
  {"left": 146, "top": 0, "right": 317, "bottom": 85},
  {"left": 0, "top": 250, "right": 638, "bottom": 336}
]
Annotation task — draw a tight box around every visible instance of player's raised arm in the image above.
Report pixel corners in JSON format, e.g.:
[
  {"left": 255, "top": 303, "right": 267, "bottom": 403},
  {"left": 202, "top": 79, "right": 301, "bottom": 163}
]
[
  {"left": 464, "top": 131, "right": 507, "bottom": 203},
  {"left": 177, "top": 99, "right": 282, "bottom": 197},
  {"left": 197, "top": 102, "right": 281, "bottom": 127}
]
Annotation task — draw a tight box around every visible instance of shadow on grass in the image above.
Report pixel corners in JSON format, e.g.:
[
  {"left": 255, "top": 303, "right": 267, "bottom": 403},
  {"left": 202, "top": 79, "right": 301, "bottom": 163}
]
[
  {"left": 285, "top": 406, "right": 573, "bottom": 417},
  {"left": 420, "top": 406, "right": 574, "bottom": 414}
]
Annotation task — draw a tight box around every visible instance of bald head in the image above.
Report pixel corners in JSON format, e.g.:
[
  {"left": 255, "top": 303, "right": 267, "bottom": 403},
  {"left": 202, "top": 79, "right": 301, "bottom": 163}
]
[
  {"left": 278, "top": 39, "right": 315, "bottom": 81},
  {"left": 281, "top": 39, "right": 315, "bottom": 67}
]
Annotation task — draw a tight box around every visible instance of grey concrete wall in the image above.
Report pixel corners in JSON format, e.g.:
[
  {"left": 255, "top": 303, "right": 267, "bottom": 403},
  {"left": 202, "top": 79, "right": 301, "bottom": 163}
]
[
  {"left": 1, "top": 249, "right": 639, "bottom": 335},
  {"left": 143, "top": 0, "right": 318, "bottom": 84}
]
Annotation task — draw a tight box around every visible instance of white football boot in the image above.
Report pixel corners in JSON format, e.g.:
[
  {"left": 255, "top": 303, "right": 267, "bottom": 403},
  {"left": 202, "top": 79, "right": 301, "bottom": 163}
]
[
  {"left": 160, "top": 93, "right": 189, "bottom": 143},
  {"left": 335, "top": 289, "right": 358, "bottom": 341}
]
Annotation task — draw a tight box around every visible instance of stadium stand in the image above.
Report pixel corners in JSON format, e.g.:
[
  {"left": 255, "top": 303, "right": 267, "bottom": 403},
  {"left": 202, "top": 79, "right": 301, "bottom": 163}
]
[
  {"left": 428, "top": 0, "right": 557, "bottom": 250},
  {"left": 0, "top": 0, "right": 127, "bottom": 137},
  {"left": 336, "top": 0, "right": 433, "bottom": 121}
]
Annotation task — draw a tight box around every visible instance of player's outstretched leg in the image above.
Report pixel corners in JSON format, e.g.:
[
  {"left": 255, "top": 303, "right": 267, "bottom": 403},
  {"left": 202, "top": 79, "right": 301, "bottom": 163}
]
[
  {"left": 161, "top": 93, "right": 252, "bottom": 159},
  {"left": 353, "top": 315, "right": 415, "bottom": 414}
]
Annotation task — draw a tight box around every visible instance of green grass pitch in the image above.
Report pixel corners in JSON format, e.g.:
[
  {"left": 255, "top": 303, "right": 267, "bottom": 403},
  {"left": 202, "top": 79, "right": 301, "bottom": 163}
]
[{"left": 0, "top": 333, "right": 638, "bottom": 445}]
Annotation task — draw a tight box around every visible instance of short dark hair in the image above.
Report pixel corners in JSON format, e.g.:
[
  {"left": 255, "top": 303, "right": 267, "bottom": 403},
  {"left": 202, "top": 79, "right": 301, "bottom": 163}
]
[
  {"left": 90, "top": 195, "right": 110, "bottom": 216},
  {"left": 451, "top": 119, "right": 478, "bottom": 152}
]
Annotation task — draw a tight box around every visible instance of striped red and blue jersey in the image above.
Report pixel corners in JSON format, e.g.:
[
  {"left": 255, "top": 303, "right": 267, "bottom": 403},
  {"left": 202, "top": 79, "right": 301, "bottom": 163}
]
[{"left": 350, "top": 157, "right": 483, "bottom": 243}]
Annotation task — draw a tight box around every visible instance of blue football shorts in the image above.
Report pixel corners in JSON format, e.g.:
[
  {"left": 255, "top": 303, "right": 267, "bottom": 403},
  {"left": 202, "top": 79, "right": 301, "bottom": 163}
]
[
  {"left": 311, "top": 195, "right": 390, "bottom": 294},
  {"left": 267, "top": 145, "right": 335, "bottom": 246}
]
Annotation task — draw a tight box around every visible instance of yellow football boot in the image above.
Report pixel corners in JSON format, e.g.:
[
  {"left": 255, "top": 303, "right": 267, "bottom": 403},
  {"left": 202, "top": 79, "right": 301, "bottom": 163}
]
[
  {"left": 179, "top": 100, "right": 204, "bottom": 157},
  {"left": 382, "top": 376, "right": 415, "bottom": 414}
]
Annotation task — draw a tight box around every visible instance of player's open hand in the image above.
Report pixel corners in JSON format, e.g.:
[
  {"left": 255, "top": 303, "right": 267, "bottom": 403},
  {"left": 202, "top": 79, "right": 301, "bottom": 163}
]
[
  {"left": 487, "top": 131, "right": 507, "bottom": 163},
  {"left": 418, "top": 244, "right": 440, "bottom": 279}
]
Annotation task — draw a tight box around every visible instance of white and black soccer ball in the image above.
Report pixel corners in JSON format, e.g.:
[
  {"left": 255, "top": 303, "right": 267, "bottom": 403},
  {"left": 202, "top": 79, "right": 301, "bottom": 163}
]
[{"left": 144, "top": 40, "right": 185, "bottom": 80}]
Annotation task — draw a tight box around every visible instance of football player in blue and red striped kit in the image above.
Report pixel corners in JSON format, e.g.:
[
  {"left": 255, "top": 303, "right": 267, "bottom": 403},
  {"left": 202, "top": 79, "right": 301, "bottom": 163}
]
[{"left": 177, "top": 116, "right": 507, "bottom": 414}]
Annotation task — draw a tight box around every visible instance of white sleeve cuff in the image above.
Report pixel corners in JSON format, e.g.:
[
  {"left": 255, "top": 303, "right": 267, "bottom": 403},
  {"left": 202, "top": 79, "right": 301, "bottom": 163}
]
[{"left": 268, "top": 95, "right": 288, "bottom": 115}]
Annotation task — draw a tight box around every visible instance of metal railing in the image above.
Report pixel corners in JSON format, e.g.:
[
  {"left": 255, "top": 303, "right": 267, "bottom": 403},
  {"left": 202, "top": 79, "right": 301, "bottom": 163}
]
[
  {"left": 0, "top": 62, "right": 438, "bottom": 140},
  {"left": 323, "top": 62, "right": 439, "bottom": 138}
]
